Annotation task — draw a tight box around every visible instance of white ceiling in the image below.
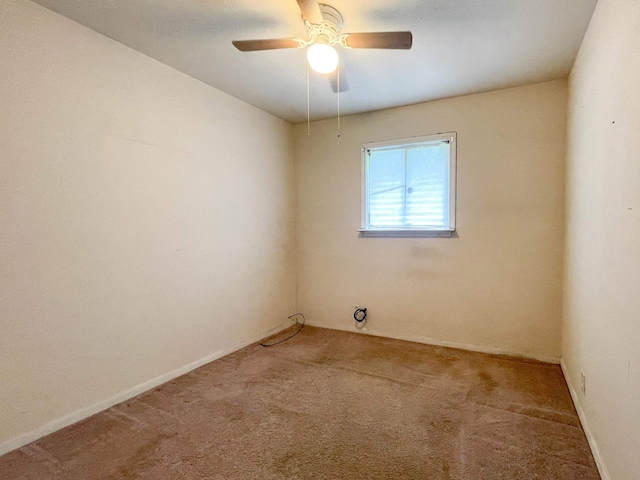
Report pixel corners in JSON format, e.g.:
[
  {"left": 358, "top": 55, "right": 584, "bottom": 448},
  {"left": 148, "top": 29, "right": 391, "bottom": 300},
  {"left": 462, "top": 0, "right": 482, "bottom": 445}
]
[{"left": 32, "top": 0, "right": 597, "bottom": 124}]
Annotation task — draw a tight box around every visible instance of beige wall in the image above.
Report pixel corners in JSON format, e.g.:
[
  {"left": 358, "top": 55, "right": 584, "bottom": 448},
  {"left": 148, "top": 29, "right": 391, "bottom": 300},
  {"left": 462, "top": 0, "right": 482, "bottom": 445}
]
[
  {"left": 0, "top": 0, "right": 295, "bottom": 449},
  {"left": 563, "top": 1, "right": 640, "bottom": 479},
  {"left": 294, "top": 80, "right": 567, "bottom": 361}
]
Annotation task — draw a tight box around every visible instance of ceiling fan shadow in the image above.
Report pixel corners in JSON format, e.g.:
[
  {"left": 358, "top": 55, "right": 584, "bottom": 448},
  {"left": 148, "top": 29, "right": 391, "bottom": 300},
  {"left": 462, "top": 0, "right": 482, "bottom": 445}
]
[
  {"left": 135, "top": 5, "right": 283, "bottom": 40},
  {"left": 329, "top": 69, "right": 349, "bottom": 93},
  {"left": 33, "top": 0, "right": 286, "bottom": 41},
  {"left": 365, "top": 0, "right": 511, "bottom": 25}
]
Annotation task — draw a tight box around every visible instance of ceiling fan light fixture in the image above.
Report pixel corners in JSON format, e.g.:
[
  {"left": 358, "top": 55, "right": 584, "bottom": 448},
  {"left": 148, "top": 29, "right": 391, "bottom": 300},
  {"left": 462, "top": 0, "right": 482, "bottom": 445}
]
[{"left": 307, "top": 43, "right": 338, "bottom": 74}]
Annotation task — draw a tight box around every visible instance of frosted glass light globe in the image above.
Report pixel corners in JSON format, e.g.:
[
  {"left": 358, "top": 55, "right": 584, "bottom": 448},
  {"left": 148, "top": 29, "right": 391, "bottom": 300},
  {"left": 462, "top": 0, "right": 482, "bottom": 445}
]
[{"left": 307, "top": 43, "right": 339, "bottom": 74}]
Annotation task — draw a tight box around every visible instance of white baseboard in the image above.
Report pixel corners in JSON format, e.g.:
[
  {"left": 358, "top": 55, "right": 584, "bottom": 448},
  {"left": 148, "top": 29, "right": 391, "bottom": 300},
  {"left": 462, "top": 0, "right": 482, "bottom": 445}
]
[
  {"left": 305, "top": 321, "right": 561, "bottom": 364},
  {"left": 560, "top": 359, "right": 611, "bottom": 480},
  {"left": 0, "top": 320, "right": 294, "bottom": 457}
]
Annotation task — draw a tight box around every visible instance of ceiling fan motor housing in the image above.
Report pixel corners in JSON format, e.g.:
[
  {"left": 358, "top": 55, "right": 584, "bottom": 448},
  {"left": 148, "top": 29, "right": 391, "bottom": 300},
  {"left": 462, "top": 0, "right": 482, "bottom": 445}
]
[
  {"left": 306, "top": 4, "right": 343, "bottom": 45},
  {"left": 319, "top": 4, "right": 343, "bottom": 31}
]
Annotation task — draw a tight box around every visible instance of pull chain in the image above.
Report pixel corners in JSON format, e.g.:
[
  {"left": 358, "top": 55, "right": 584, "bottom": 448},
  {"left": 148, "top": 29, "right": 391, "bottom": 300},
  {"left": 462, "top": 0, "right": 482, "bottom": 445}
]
[
  {"left": 337, "top": 63, "right": 340, "bottom": 134},
  {"left": 306, "top": 60, "right": 310, "bottom": 136}
]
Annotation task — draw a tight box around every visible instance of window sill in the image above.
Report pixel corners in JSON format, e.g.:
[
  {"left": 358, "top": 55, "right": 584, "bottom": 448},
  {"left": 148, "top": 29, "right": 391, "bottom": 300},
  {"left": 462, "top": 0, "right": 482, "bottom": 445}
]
[{"left": 357, "top": 229, "right": 455, "bottom": 238}]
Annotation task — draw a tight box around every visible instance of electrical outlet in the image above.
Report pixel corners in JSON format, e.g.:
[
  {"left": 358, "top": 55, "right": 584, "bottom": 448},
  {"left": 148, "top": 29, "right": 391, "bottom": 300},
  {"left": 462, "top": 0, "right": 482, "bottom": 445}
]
[{"left": 580, "top": 372, "right": 586, "bottom": 395}]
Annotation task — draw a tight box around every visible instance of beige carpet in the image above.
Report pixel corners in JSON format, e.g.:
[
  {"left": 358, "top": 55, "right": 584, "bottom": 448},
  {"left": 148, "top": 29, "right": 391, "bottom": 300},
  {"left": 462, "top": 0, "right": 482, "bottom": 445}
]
[{"left": 0, "top": 326, "right": 600, "bottom": 479}]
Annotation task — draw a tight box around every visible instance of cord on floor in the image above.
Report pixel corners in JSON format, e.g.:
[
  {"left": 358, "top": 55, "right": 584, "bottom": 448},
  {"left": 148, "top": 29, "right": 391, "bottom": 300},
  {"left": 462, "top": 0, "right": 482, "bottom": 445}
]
[{"left": 260, "top": 313, "right": 305, "bottom": 347}]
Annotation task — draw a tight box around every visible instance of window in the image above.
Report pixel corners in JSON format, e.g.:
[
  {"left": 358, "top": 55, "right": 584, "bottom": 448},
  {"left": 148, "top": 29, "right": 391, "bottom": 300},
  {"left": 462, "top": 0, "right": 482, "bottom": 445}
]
[{"left": 360, "top": 132, "right": 456, "bottom": 237}]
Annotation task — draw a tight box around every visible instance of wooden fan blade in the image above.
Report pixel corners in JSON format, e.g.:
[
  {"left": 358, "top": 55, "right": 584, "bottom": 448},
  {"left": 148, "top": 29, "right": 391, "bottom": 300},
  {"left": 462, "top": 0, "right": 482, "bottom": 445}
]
[
  {"left": 296, "top": 0, "right": 323, "bottom": 24},
  {"left": 232, "top": 38, "right": 301, "bottom": 52},
  {"left": 329, "top": 67, "right": 349, "bottom": 93},
  {"left": 343, "top": 31, "right": 413, "bottom": 49}
]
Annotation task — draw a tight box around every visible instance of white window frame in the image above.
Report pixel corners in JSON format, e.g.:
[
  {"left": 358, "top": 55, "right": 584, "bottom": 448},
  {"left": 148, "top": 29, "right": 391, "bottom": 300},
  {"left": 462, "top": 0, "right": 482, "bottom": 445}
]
[{"left": 359, "top": 132, "right": 457, "bottom": 238}]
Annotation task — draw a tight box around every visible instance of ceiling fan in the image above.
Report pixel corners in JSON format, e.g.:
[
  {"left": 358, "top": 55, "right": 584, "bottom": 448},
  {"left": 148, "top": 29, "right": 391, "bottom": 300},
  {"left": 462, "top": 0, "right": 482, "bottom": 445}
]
[{"left": 232, "top": 0, "right": 413, "bottom": 92}]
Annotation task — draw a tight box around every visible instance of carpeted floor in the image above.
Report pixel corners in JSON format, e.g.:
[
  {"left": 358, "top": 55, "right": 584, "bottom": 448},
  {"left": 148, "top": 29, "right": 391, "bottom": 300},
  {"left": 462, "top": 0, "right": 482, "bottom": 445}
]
[{"left": 0, "top": 325, "right": 600, "bottom": 479}]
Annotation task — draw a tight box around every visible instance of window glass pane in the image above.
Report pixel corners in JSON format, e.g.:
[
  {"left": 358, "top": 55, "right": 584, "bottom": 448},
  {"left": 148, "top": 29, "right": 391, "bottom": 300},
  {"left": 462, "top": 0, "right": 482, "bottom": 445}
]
[
  {"left": 368, "top": 149, "right": 405, "bottom": 227},
  {"left": 405, "top": 143, "right": 450, "bottom": 227},
  {"left": 364, "top": 134, "right": 455, "bottom": 232}
]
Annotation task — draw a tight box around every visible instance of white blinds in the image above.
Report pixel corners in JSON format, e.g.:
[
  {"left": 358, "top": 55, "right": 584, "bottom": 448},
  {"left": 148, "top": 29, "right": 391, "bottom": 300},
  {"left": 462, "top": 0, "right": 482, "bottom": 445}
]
[{"left": 367, "top": 141, "right": 450, "bottom": 229}]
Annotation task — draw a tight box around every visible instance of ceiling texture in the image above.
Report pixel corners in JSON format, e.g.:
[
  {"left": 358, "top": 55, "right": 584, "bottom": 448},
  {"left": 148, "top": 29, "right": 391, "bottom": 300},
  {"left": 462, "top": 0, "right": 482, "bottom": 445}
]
[{"left": 32, "top": 0, "right": 598, "bottom": 124}]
